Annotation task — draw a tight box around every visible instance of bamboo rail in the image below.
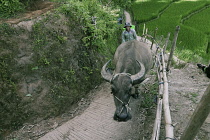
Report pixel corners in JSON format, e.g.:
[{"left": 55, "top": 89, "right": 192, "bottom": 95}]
[
  {"left": 161, "top": 51, "right": 174, "bottom": 140},
  {"left": 142, "top": 24, "right": 209, "bottom": 140},
  {"left": 145, "top": 26, "right": 180, "bottom": 140},
  {"left": 151, "top": 54, "right": 163, "bottom": 140},
  {"left": 150, "top": 49, "right": 174, "bottom": 140}
]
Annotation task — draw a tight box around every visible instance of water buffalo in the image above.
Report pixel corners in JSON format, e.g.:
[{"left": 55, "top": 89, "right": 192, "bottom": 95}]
[{"left": 101, "top": 40, "right": 153, "bottom": 121}]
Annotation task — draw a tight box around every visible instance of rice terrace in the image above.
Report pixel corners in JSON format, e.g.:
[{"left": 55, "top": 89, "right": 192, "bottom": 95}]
[
  {"left": 1, "top": 0, "right": 210, "bottom": 140},
  {"left": 131, "top": 0, "right": 210, "bottom": 64}
]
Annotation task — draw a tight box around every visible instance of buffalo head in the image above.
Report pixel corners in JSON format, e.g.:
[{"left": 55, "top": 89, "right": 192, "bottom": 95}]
[{"left": 101, "top": 60, "right": 145, "bottom": 121}]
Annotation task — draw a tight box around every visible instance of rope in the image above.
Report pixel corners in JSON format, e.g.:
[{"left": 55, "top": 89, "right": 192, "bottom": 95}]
[
  {"left": 114, "top": 95, "right": 131, "bottom": 114},
  {"left": 159, "top": 82, "right": 164, "bottom": 85},
  {"left": 114, "top": 95, "right": 124, "bottom": 104},
  {"left": 165, "top": 137, "right": 176, "bottom": 140}
]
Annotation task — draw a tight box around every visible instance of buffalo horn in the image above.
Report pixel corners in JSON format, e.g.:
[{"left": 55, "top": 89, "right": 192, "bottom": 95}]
[
  {"left": 131, "top": 60, "right": 145, "bottom": 85},
  {"left": 101, "top": 60, "right": 112, "bottom": 82}
]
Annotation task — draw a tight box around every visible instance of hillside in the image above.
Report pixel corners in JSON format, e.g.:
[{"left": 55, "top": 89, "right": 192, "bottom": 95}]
[{"left": 0, "top": 0, "right": 122, "bottom": 138}]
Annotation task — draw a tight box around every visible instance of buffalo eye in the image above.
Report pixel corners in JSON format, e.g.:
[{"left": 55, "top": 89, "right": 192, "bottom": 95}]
[
  {"left": 111, "top": 87, "right": 116, "bottom": 94},
  {"left": 128, "top": 88, "right": 131, "bottom": 94},
  {"left": 129, "top": 88, "right": 132, "bottom": 93},
  {"left": 126, "top": 88, "right": 132, "bottom": 95}
]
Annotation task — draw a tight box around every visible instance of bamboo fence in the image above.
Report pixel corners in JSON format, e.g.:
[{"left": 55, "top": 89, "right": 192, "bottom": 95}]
[
  {"left": 145, "top": 26, "right": 180, "bottom": 140},
  {"left": 144, "top": 24, "right": 210, "bottom": 140}
]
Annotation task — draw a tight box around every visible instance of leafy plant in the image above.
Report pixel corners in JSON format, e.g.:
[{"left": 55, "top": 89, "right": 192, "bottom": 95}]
[
  {"left": 0, "top": 0, "right": 24, "bottom": 18},
  {"left": 141, "top": 83, "right": 158, "bottom": 109},
  {"left": 58, "top": 0, "right": 122, "bottom": 56}
]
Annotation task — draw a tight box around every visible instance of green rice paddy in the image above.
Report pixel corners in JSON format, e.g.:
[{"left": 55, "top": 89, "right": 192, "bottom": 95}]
[{"left": 131, "top": 0, "right": 210, "bottom": 64}]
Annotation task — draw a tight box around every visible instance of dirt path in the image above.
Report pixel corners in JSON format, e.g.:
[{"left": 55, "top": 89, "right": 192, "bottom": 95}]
[
  {"left": 124, "top": 11, "right": 132, "bottom": 23},
  {"left": 0, "top": 1, "right": 55, "bottom": 24},
  {"left": 168, "top": 64, "right": 210, "bottom": 139},
  {"left": 38, "top": 82, "right": 152, "bottom": 140}
]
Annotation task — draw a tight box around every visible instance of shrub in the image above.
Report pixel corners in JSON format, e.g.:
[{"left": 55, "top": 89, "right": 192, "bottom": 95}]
[
  {"left": 0, "top": 0, "right": 24, "bottom": 18},
  {"left": 58, "top": 0, "right": 122, "bottom": 56}
]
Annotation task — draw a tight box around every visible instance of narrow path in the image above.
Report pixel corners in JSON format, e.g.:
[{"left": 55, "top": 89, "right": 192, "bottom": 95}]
[
  {"left": 39, "top": 83, "right": 142, "bottom": 140},
  {"left": 0, "top": 1, "right": 55, "bottom": 24},
  {"left": 124, "top": 11, "right": 132, "bottom": 24},
  {"left": 181, "top": 4, "right": 210, "bottom": 24},
  {"left": 168, "top": 64, "right": 210, "bottom": 139},
  {"left": 141, "top": 1, "right": 173, "bottom": 24}
]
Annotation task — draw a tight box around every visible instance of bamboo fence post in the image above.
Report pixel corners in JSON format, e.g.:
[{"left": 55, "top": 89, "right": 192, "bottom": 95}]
[
  {"left": 161, "top": 51, "right": 174, "bottom": 140},
  {"left": 151, "top": 55, "right": 164, "bottom": 140},
  {"left": 206, "top": 42, "right": 210, "bottom": 54},
  {"left": 163, "top": 32, "right": 170, "bottom": 54},
  {"left": 151, "top": 27, "right": 158, "bottom": 50},
  {"left": 166, "top": 26, "right": 180, "bottom": 71},
  {"left": 160, "top": 35, "right": 164, "bottom": 46},
  {"left": 141, "top": 24, "right": 146, "bottom": 42},
  {"left": 143, "top": 23, "right": 145, "bottom": 36},
  {"left": 180, "top": 84, "right": 210, "bottom": 140},
  {"left": 155, "top": 45, "right": 159, "bottom": 55},
  {"left": 144, "top": 28, "right": 148, "bottom": 43}
]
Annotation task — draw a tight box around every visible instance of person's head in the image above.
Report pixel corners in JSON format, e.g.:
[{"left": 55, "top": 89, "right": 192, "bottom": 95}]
[{"left": 124, "top": 22, "right": 132, "bottom": 31}]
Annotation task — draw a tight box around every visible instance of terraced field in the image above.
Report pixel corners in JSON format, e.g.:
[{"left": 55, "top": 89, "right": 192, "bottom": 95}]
[{"left": 131, "top": 0, "right": 210, "bottom": 64}]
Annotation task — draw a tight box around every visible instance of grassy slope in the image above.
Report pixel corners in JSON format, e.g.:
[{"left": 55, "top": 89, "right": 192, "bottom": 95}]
[
  {"left": 184, "top": 6, "right": 210, "bottom": 60},
  {"left": 184, "top": 6, "right": 210, "bottom": 34},
  {"left": 131, "top": 0, "right": 210, "bottom": 64},
  {"left": 132, "top": 1, "right": 171, "bottom": 23}
]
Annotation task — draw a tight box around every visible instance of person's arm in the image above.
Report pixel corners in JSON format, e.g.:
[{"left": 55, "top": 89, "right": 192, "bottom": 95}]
[{"left": 133, "top": 29, "right": 137, "bottom": 40}]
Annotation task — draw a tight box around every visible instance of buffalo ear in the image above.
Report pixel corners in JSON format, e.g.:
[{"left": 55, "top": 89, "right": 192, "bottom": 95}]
[{"left": 101, "top": 60, "right": 113, "bottom": 82}]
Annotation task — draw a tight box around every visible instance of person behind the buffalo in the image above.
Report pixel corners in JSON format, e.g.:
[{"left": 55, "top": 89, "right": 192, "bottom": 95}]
[
  {"left": 122, "top": 22, "right": 137, "bottom": 43},
  {"left": 197, "top": 63, "right": 210, "bottom": 78}
]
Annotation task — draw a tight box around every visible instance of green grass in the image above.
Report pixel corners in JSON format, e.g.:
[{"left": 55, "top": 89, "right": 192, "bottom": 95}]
[
  {"left": 142, "top": 1, "right": 207, "bottom": 37},
  {"left": 131, "top": 0, "right": 172, "bottom": 23},
  {"left": 131, "top": 0, "right": 210, "bottom": 64},
  {"left": 183, "top": 5, "right": 210, "bottom": 61},
  {"left": 184, "top": 6, "right": 210, "bottom": 33},
  {"left": 141, "top": 82, "right": 158, "bottom": 109}
]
